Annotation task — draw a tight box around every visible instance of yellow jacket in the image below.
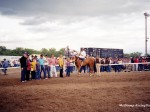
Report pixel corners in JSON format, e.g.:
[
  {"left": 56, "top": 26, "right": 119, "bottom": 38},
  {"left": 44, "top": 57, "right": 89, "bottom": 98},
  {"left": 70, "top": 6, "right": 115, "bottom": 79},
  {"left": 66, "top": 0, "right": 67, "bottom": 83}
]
[
  {"left": 31, "top": 61, "right": 36, "bottom": 71},
  {"left": 58, "top": 58, "right": 64, "bottom": 68}
]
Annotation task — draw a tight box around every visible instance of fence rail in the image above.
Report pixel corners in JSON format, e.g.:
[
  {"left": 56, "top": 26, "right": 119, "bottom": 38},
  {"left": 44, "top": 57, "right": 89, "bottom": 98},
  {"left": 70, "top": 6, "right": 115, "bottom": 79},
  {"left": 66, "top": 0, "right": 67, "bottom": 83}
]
[{"left": 0, "top": 62, "right": 150, "bottom": 70}]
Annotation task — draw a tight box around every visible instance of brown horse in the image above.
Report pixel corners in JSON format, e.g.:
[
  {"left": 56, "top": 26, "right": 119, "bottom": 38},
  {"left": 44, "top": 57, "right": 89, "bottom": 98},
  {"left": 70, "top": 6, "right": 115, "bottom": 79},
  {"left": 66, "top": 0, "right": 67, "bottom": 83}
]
[{"left": 74, "top": 56, "right": 95, "bottom": 76}]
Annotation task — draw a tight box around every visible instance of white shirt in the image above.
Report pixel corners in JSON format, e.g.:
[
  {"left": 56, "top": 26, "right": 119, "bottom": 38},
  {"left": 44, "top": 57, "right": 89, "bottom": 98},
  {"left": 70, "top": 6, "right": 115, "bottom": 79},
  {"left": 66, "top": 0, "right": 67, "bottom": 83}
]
[
  {"left": 71, "top": 51, "right": 78, "bottom": 56},
  {"left": 79, "top": 51, "right": 86, "bottom": 58},
  {"left": 44, "top": 57, "right": 49, "bottom": 65}
]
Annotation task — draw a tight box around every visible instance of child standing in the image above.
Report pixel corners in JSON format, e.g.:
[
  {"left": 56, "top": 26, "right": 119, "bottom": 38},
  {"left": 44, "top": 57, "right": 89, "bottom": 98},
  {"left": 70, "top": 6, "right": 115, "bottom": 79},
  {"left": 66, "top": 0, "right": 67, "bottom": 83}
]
[
  {"left": 66, "top": 58, "right": 71, "bottom": 77},
  {"left": 35, "top": 56, "right": 41, "bottom": 80},
  {"left": 31, "top": 58, "right": 36, "bottom": 80},
  {"left": 58, "top": 55, "right": 64, "bottom": 78}
]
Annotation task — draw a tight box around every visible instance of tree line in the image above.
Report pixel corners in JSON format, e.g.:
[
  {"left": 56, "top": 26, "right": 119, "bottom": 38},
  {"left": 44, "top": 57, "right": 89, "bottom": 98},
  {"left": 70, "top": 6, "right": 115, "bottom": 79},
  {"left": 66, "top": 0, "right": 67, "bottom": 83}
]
[
  {"left": 0, "top": 46, "right": 65, "bottom": 57},
  {"left": 0, "top": 46, "right": 147, "bottom": 58}
]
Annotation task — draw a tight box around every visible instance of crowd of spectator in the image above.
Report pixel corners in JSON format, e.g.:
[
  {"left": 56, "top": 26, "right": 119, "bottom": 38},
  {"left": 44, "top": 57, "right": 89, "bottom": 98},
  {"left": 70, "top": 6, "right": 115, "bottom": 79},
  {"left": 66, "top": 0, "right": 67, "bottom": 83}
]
[
  {"left": 79, "top": 56, "right": 150, "bottom": 75},
  {"left": 1, "top": 51, "right": 150, "bottom": 82},
  {"left": 97, "top": 56, "right": 150, "bottom": 73},
  {"left": 19, "top": 52, "right": 77, "bottom": 82}
]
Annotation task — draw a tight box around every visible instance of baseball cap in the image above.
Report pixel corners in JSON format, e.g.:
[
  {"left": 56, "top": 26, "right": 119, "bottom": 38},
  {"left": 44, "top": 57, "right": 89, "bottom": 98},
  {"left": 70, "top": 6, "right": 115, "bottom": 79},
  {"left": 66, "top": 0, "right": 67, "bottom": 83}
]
[{"left": 24, "top": 52, "right": 28, "bottom": 54}]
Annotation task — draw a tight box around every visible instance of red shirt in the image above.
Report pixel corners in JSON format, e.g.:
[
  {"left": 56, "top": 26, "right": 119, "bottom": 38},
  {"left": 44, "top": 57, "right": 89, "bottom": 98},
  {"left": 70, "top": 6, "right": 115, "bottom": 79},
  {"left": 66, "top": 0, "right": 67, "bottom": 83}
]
[
  {"left": 27, "top": 60, "right": 31, "bottom": 70},
  {"left": 134, "top": 58, "right": 139, "bottom": 63}
]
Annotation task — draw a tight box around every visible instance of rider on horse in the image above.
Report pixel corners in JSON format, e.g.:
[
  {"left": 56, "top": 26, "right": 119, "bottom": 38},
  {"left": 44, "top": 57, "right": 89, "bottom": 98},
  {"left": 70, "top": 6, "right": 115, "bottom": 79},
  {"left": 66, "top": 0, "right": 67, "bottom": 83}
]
[
  {"left": 79, "top": 48, "right": 86, "bottom": 65},
  {"left": 70, "top": 48, "right": 96, "bottom": 76}
]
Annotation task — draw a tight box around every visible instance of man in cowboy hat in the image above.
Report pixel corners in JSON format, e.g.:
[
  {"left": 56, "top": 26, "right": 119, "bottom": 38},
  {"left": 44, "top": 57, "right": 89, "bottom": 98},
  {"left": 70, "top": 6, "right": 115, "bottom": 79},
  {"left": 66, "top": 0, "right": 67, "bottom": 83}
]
[{"left": 20, "top": 52, "right": 28, "bottom": 82}]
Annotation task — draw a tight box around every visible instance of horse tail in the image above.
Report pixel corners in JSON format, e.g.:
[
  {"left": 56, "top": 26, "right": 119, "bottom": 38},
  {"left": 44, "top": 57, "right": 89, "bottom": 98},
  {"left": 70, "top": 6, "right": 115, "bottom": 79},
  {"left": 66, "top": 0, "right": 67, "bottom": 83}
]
[{"left": 93, "top": 60, "right": 97, "bottom": 72}]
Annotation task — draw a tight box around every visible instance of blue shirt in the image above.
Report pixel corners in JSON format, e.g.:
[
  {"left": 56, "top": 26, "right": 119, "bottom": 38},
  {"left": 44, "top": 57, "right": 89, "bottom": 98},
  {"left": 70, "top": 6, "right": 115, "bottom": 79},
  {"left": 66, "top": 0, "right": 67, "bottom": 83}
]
[
  {"left": 38, "top": 58, "right": 44, "bottom": 65},
  {"left": 3, "top": 60, "right": 9, "bottom": 68}
]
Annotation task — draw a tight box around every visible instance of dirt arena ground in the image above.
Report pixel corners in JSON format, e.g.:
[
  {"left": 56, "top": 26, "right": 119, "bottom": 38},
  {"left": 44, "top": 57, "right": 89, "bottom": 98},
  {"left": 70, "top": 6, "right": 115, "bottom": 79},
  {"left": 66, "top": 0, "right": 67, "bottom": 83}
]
[{"left": 0, "top": 69, "right": 150, "bottom": 112}]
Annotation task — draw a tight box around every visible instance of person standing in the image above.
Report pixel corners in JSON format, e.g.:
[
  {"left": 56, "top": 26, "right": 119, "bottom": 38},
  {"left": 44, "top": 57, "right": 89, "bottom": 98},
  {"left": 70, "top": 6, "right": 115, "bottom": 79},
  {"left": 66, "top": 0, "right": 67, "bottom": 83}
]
[
  {"left": 70, "top": 58, "right": 74, "bottom": 73},
  {"left": 26, "top": 55, "right": 31, "bottom": 81},
  {"left": 58, "top": 54, "right": 64, "bottom": 78},
  {"left": 31, "top": 58, "right": 37, "bottom": 80},
  {"left": 35, "top": 56, "right": 41, "bottom": 80},
  {"left": 109, "top": 57, "right": 112, "bottom": 72},
  {"left": 44, "top": 55, "right": 50, "bottom": 78},
  {"left": 105, "top": 57, "right": 111, "bottom": 72},
  {"left": 2, "top": 59, "right": 9, "bottom": 75},
  {"left": 134, "top": 57, "right": 139, "bottom": 71},
  {"left": 114, "top": 58, "right": 119, "bottom": 72},
  {"left": 66, "top": 58, "right": 71, "bottom": 77},
  {"left": 96, "top": 56, "right": 101, "bottom": 76},
  {"left": 130, "top": 57, "right": 135, "bottom": 71},
  {"left": 100, "top": 58, "right": 105, "bottom": 72},
  {"left": 49, "top": 54, "right": 58, "bottom": 78},
  {"left": 20, "top": 52, "right": 28, "bottom": 82},
  {"left": 38, "top": 54, "right": 47, "bottom": 79},
  {"left": 117, "top": 58, "right": 123, "bottom": 72},
  {"left": 138, "top": 57, "right": 143, "bottom": 71}
]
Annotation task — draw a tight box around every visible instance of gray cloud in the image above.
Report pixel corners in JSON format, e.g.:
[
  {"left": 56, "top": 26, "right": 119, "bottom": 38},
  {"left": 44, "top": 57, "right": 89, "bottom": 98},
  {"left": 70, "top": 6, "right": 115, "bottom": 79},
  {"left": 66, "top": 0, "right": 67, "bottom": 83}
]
[
  {"left": 0, "top": 7, "right": 17, "bottom": 15},
  {"left": 0, "top": 0, "right": 149, "bottom": 53},
  {"left": 0, "top": 0, "right": 149, "bottom": 25},
  {"left": 20, "top": 16, "right": 50, "bottom": 25}
]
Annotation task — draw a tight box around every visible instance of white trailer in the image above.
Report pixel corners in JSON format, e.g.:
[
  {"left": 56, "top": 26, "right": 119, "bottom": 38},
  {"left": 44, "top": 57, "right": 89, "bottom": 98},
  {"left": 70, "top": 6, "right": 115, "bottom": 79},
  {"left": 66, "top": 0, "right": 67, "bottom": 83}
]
[{"left": 0, "top": 55, "right": 21, "bottom": 67}]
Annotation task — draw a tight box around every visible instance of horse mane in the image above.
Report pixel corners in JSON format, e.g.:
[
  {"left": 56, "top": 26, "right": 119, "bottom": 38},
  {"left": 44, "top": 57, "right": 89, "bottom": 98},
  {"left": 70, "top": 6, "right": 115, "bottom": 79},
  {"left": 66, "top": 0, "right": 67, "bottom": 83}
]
[
  {"left": 74, "top": 56, "right": 82, "bottom": 67},
  {"left": 74, "top": 55, "right": 79, "bottom": 61}
]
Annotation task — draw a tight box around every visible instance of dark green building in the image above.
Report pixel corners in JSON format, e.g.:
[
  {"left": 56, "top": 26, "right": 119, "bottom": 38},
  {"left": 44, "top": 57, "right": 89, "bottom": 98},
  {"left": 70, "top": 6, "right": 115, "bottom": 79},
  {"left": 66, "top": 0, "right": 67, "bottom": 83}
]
[{"left": 82, "top": 47, "right": 123, "bottom": 58}]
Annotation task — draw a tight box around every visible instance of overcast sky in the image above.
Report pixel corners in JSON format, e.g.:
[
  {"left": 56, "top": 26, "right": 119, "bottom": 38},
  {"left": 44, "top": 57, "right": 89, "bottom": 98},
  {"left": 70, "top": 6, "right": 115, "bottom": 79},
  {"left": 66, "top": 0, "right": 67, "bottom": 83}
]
[{"left": 0, "top": 0, "right": 150, "bottom": 54}]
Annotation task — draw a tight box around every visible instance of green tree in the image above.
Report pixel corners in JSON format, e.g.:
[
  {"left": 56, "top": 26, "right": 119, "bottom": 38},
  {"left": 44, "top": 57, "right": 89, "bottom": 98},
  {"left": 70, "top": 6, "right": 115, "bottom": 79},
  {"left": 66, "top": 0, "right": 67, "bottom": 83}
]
[
  {"left": 124, "top": 53, "right": 130, "bottom": 58},
  {"left": 25, "top": 48, "right": 40, "bottom": 55},
  {"left": 11, "top": 47, "right": 24, "bottom": 56},
  {"left": 124, "top": 52, "right": 142, "bottom": 58},
  {"left": 4, "top": 49, "right": 12, "bottom": 55},
  {"left": 0, "top": 46, "right": 7, "bottom": 55},
  {"left": 49, "top": 48, "right": 57, "bottom": 56},
  {"left": 129, "top": 52, "right": 142, "bottom": 57},
  {"left": 57, "top": 48, "right": 65, "bottom": 56},
  {"left": 40, "top": 48, "right": 49, "bottom": 56}
]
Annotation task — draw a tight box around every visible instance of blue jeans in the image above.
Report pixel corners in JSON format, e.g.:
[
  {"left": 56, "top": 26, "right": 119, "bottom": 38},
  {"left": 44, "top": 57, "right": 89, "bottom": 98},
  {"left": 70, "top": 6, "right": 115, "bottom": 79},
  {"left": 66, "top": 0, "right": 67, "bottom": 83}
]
[
  {"left": 80, "top": 66, "right": 86, "bottom": 73},
  {"left": 138, "top": 64, "right": 143, "bottom": 71},
  {"left": 21, "top": 67, "right": 26, "bottom": 81},
  {"left": 45, "top": 65, "right": 50, "bottom": 78},
  {"left": 100, "top": 66, "right": 105, "bottom": 72},
  {"left": 31, "top": 71, "right": 36, "bottom": 79},
  {"left": 36, "top": 69, "right": 40, "bottom": 80},
  {"left": 114, "top": 65, "right": 120, "bottom": 72},
  {"left": 14, "top": 64, "right": 18, "bottom": 67},
  {"left": 106, "top": 65, "right": 111, "bottom": 72},
  {"left": 66, "top": 66, "right": 71, "bottom": 77},
  {"left": 40, "top": 65, "right": 46, "bottom": 78},
  {"left": 70, "top": 66, "right": 74, "bottom": 73},
  {"left": 118, "top": 65, "right": 121, "bottom": 72}
]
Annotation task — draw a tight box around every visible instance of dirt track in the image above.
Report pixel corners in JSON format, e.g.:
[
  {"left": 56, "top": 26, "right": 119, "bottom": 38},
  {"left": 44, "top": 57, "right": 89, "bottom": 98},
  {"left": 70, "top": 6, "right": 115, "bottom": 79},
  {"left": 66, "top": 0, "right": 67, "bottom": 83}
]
[{"left": 0, "top": 69, "right": 150, "bottom": 112}]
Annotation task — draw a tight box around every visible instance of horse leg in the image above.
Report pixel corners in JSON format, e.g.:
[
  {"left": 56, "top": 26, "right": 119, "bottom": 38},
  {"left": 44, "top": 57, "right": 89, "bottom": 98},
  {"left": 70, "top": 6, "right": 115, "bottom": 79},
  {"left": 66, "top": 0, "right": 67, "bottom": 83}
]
[
  {"left": 77, "top": 67, "right": 81, "bottom": 76},
  {"left": 89, "top": 66, "right": 93, "bottom": 76}
]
